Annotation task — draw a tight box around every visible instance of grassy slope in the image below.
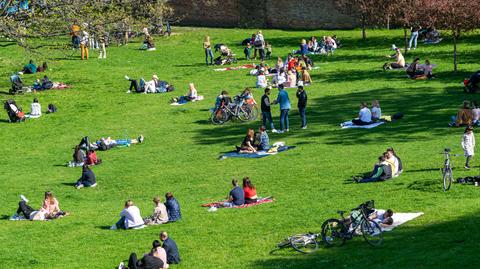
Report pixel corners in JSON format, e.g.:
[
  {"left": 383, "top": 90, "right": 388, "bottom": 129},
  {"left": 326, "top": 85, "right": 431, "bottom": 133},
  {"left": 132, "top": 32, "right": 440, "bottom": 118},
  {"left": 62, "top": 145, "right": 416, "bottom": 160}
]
[{"left": 0, "top": 27, "right": 480, "bottom": 269}]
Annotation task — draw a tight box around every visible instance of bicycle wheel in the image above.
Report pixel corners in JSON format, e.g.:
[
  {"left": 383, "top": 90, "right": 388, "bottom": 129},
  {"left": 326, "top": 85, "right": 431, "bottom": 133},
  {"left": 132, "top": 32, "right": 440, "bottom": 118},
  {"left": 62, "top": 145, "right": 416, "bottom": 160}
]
[
  {"left": 248, "top": 105, "right": 259, "bottom": 120},
  {"left": 211, "top": 109, "right": 228, "bottom": 125},
  {"left": 321, "top": 219, "right": 347, "bottom": 247},
  {"left": 269, "top": 239, "right": 290, "bottom": 254},
  {"left": 237, "top": 106, "right": 251, "bottom": 122},
  {"left": 443, "top": 167, "right": 452, "bottom": 191},
  {"left": 289, "top": 234, "right": 318, "bottom": 254},
  {"left": 360, "top": 220, "right": 383, "bottom": 247}
]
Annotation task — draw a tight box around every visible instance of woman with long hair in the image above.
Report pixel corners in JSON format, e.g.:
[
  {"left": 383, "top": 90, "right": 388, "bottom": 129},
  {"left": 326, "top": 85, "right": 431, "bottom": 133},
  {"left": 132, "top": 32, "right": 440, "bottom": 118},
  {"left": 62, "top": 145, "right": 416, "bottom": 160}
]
[
  {"left": 242, "top": 177, "right": 258, "bottom": 204},
  {"left": 238, "top": 129, "right": 257, "bottom": 153},
  {"left": 41, "top": 191, "right": 68, "bottom": 219},
  {"left": 203, "top": 35, "right": 214, "bottom": 65}
]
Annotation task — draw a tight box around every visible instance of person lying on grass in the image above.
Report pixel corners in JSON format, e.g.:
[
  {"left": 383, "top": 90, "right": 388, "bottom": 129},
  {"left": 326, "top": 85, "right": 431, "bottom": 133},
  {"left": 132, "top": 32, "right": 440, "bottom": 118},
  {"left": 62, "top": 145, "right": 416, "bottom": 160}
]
[
  {"left": 221, "top": 179, "right": 245, "bottom": 207},
  {"left": 143, "top": 197, "right": 169, "bottom": 225},
  {"left": 75, "top": 164, "right": 97, "bottom": 189},
  {"left": 165, "top": 192, "right": 182, "bottom": 222},
  {"left": 369, "top": 209, "right": 394, "bottom": 228},
  {"left": 236, "top": 128, "right": 257, "bottom": 153},
  {"left": 111, "top": 200, "right": 145, "bottom": 230},
  {"left": 243, "top": 177, "right": 258, "bottom": 204},
  {"left": 353, "top": 154, "right": 393, "bottom": 183},
  {"left": 13, "top": 192, "right": 69, "bottom": 221},
  {"left": 93, "top": 135, "right": 145, "bottom": 151},
  {"left": 383, "top": 48, "right": 405, "bottom": 70}
]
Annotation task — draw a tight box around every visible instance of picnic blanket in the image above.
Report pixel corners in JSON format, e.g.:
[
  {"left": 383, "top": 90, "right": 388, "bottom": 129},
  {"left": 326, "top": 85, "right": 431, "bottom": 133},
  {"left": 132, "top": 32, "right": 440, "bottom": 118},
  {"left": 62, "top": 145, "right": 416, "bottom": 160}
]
[
  {"left": 170, "top": 95, "right": 204, "bottom": 106},
  {"left": 202, "top": 197, "right": 274, "bottom": 208},
  {"left": 383, "top": 212, "right": 424, "bottom": 232},
  {"left": 341, "top": 121, "right": 384, "bottom": 129},
  {"left": 214, "top": 64, "right": 255, "bottom": 72},
  {"left": 219, "top": 146, "right": 295, "bottom": 159}
]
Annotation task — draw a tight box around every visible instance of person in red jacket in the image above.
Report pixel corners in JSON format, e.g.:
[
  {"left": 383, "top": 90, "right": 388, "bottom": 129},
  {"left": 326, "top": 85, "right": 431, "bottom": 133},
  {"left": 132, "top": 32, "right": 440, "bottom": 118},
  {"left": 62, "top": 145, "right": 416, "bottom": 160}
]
[
  {"left": 242, "top": 177, "right": 258, "bottom": 204},
  {"left": 86, "top": 150, "right": 102, "bottom": 165}
]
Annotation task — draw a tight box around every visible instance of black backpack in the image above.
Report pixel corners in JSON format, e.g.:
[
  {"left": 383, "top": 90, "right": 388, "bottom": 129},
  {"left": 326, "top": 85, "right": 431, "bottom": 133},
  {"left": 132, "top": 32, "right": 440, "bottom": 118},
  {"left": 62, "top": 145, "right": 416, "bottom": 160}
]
[{"left": 47, "top": 104, "right": 57, "bottom": 113}]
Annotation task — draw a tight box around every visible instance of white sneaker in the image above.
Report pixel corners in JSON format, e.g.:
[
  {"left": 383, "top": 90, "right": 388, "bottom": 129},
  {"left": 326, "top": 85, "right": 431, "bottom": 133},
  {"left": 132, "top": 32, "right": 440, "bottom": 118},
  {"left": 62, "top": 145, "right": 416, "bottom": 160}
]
[
  {"left": 110, "top": 224, "right": 117, "bottom": 230},
  {"left": 118, "top": 262, "right": 125, "bottom": 269},
  {"left": 124, "top": 75, "right": 129, "bottom": 80},
  {"left": 301, "top": 125, "right": 307, "bottom": 129},
  {"left": 75, "top": 184, "right": 84, "bottom": 189},
  {"left": 271, "top": 129, "right": 278, "bottom": 133},
  {"left": 285, "top": 129, "right": 290, "bottom": 132},
  {"left": 20, "top": 195, "right": 28, "bottom": 203},
  {"left": 138, "top": 135, "right": 145, "bottom": 143},
  {"left": 126, "top": 90, "right": 131, "bottom": 93},
  {"left": 91, "top": 183, "right": 97, "bottom": 187},
  {"left": 208, "top": 206, "right": 218, "bottom": 212},
  {"left": 276, "top": 130, "right": 284, "bottom": 134}
]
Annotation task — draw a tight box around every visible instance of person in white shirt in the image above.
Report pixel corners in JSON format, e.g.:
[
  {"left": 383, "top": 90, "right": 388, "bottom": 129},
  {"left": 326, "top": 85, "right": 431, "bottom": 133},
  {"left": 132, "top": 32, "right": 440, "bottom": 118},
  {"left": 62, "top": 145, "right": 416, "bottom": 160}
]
[
  {"left": 272, "top": 69, "right": 286, "bottom": 86},
  {"left": 472, "top": 101, "right": 480, "bottom": 124},
  {"left": 27, "top": 98, "right": 41, "bottom": 118},
  {"left": 186, "top": 83, "right": 198, "bottom": 101},
  {"left": 462, "top": 126, "right": 476, "bottom": 169},
  {"left": 369, "top": 209, "right": 394, "bottom": 228},
  {"left": 80, "top": 30, "right": 89, "bottom": 60},
  {"left": 256, "top": 71, "right": 268, "bottom": 88},
  {"left": 111, "top": 200, "right": 145, "bottom": 230},
  {"left": 352, "top": 102, "right": 372, "bottom": 125},
  {"left": 371, "top": 100, "right": 382, "bottom": 121}
]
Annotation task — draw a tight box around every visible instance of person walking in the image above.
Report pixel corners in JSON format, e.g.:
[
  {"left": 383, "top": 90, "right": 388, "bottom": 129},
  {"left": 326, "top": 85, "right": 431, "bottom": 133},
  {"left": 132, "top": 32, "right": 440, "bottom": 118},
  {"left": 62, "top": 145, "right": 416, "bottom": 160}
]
[
  {"left": 462, "top": 126, "right": 475, "bottom": 170},
  {"left": 261, "top": 87, "right": 276, "bottom": 132},
  {"left": 296, "top": 85, "right": 308, "bottom": 129},
  {"left": 273, "top": 84, "right": 291, "bottom": 133},
  {"left": 203, "top": 36, "right": 214, "bottom": 65}
]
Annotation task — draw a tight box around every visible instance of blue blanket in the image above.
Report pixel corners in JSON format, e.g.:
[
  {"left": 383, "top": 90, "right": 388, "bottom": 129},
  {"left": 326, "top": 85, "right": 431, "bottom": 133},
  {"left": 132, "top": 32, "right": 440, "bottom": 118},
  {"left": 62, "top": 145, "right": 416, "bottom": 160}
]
[{"left": 219, "top": 146, "right": 295, "bottom": 159}]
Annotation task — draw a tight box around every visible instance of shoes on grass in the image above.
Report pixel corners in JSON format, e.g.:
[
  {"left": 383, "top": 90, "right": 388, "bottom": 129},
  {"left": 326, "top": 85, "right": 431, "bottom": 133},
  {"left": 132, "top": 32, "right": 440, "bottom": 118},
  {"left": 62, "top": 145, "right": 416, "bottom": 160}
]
[
  {"left": 301, "top": 125, "right": 307, "bottom": 129},
  {"left": 124, "top": 75, "right": 129, "bottom": 80},
  {"left": 20, "top": 194, "right": 28, "bottom": 203},
  {"left": 110, "top": 224, "right": 117, "bottom": 230},
  {"left": 138, "top": 135, "right": 145, "bottom": 143},
  {"left": 118, "top": 262, "right": 125, "bottom": 269},
  {"left": 465, "top": 166, "right": 470, "bottom": 170}
]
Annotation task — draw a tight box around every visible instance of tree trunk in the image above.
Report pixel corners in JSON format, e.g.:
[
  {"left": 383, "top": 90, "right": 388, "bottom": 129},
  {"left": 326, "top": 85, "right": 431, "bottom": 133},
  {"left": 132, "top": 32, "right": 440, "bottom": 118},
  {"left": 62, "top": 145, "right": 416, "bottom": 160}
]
[
  {"left": 386, "top": 15, "right": 390, "bottom": 30},
  {"left": 404, "top": 28, "right": 408, "bottom": 55},
  {"left": 453, "top": 34, "right": 458, "bottom": 73},
  {"left": 361, "top": 16, "right": 366, "bottom": 40}
]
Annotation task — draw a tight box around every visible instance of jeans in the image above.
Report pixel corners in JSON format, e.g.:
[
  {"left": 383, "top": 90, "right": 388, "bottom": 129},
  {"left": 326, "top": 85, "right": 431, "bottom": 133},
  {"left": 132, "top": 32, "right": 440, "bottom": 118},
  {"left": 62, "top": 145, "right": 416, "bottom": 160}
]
[
  {"left": 129, "top": 80, "right": 139, "bottom": 92},
  {"left": 258, "top": 48, "right": 265, "bottom": 60},
  {"left": 115, "top": 139, "right": 131, "bottom": 146},
  {"left": 128, "top": 252, "right": 139, "bottom": 269},
  {"left": 280, "top": 109, "right": 290, "bottom": 130},
  {"left": 17, "top": 201, "right": 35, "bottom": 219},
  {"left": 299, "top": 107, "right": 307, "bottom": 127},
  {"left": 262, "top": 111, "right": 274, "bottom": 129},
  {"left": 116, "top": 216, "right": 126, "bottom": 229},
  {"left": 205, "top": 48, "right": 214, "bottom": 65},
  {"left": 359, "top": 177, "right": 384, "bottom": 183},
  {"left": 409, "top": 31, "right": 418, "bottom": 49},
  {"left": 352, "top": 119, "right": 371, "bottom": 126}
]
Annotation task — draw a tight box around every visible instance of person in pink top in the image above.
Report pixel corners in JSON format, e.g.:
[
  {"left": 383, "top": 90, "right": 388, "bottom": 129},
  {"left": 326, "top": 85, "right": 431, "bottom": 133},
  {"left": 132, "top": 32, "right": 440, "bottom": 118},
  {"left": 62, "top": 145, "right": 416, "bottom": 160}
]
[
  {"left": 149, "top": 240, "right": 169, "bottom": 269},
  {"left": 41, "top": 191, "right": 68, "bottom": 219}
]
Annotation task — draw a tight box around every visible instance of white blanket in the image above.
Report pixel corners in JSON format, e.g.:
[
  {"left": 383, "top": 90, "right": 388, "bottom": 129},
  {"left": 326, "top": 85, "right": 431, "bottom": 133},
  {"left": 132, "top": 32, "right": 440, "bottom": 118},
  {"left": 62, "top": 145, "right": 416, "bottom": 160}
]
[
  {"left": 341, "top": 121, "right": 384, "bottom": 129},
  {"left": 383, "top": 212, "right": 424, "bottom": 232}
]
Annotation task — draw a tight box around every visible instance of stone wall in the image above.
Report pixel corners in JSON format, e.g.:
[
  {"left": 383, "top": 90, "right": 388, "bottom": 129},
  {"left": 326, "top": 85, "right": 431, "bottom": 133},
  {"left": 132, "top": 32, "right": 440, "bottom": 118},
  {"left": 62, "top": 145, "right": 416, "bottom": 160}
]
[{"left": 170, "top": 0, "right": 356, "bottom": 29}]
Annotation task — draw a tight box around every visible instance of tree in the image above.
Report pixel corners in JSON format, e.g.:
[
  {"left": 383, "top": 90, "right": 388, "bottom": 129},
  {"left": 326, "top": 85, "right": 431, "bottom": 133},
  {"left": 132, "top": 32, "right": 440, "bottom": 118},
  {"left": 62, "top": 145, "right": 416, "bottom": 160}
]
[
  {"left": 336, "top": 0, "right": 385, "bottom": 40},
  {"left": 421, "top": 0, "right": 480, "bottom": 72}
]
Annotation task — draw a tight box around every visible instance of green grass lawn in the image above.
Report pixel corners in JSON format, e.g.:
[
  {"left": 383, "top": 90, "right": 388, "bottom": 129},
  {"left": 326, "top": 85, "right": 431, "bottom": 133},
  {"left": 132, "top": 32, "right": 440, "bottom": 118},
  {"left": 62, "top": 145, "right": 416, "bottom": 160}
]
[{"left": 1, "top": 27, "right": 480, "bottom": 269}]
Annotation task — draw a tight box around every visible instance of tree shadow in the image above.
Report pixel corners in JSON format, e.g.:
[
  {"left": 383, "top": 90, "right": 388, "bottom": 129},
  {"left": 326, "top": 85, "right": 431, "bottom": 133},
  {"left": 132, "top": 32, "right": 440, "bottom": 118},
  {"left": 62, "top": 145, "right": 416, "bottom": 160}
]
[
  {"left": 61, "top": 182, "right": 76, "bottom": 186},
  {"left": 0, "top": 215, "right": 11, "bottom": 220}
]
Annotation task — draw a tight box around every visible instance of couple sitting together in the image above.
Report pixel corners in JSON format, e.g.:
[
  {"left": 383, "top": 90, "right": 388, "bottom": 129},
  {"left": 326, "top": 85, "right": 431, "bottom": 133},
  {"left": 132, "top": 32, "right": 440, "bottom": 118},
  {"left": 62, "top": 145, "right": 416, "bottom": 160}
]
[
  {"left": 110, "top": 193, "right": 181, "bottom": 230},
  {"left": 341, "top": 101, "right": 382, "bottom": 127},
  {"left": 354, "top": 148, "right": 403, "bottom": 183},
  {"left": 450, "top": 100, "right": 480, "bottom": 127},
  {"left": 125, "top": 75, "right": 173, "bottom": 94},
  {"left": 12, "top": 192, "right": 69, "bottom": 221},
  {"left": 406, "top": 58, "right": 435, "bottom": 79},
  {"left": 219, "top": 178, "right": 259, "bottom": 207},
  {"left": 236, "top": 127, "right": 270, "bottom": 153}
]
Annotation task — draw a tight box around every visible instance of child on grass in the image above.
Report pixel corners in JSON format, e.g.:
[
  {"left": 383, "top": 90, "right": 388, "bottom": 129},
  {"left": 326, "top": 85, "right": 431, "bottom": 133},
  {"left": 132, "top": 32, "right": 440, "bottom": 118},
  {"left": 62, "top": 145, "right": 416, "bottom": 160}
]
[
  {"left": 244, "top": 43, "right": 251, "bottom": 60},
  {"left": 462, "top": 126, "right": 475, "bottom": 169}
]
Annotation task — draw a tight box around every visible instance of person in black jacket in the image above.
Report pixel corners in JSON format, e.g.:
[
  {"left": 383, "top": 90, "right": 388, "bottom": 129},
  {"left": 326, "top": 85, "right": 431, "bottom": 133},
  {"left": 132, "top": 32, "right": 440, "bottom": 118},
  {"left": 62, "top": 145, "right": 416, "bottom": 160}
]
[
  {"left": 75, "top": 165, "right": 97, "bottom": 189},
  {"left": 355, "top": 156, "right": 393, "bottom": 183},
  {"left": 261, "top": 87, "right": 276, "bottom": 132},
  {"left": 164, "top": 192, "right": 181, "bottom": 222},
  {"left": 160, "top": 231, "right": 181, "bottom": 264},
  {"left": 296, "top": 85, "right": 308, "bottom": 129},
  {"left": 120, "top": 251, "right": 164, "bottom": 269}
]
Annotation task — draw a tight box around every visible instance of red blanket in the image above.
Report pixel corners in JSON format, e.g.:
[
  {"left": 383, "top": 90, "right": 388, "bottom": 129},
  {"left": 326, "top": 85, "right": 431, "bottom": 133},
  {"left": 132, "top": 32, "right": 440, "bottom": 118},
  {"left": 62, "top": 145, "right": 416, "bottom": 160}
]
[{"left": 202, "top": 198, "right": 274, "bottom": 208}]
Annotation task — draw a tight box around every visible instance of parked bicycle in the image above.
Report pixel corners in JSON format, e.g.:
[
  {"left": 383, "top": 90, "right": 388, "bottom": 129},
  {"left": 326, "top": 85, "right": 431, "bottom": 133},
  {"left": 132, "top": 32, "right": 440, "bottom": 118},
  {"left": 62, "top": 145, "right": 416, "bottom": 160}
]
[
  {"left": 211, "top": 95, "right": 258, "bottom": 125},
  {"left": 441, "top": 148, "right": 460, "bottom": 191},
  {"left": 321, "top": 200, "right": 383, "bottom": 247},
  {"left": 271, "top": 232, "right": 321, "bottom": 254}
]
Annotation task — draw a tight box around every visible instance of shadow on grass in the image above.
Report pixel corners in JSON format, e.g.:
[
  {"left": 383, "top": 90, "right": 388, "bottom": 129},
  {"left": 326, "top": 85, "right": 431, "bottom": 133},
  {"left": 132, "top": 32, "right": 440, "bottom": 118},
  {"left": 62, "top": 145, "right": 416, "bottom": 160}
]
[
  {"left": 61, "top": 182, "right": 76, "bottom": 186},
  {"left": 0, "top": 215, "right": 11, "bottom": 220},
  {"left": 251, "top": 210, "right": 480, "bottom": 269},
  {"left": 96, "top": 225, "right": 113, "bottom": 230}
]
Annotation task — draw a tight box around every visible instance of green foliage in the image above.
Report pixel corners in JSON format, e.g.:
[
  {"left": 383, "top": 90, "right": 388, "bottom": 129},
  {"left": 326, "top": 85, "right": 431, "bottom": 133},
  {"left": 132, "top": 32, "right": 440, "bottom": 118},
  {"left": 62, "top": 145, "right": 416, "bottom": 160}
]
[{"left": 1, "top": 27, "right": 480, "bottom": 269}]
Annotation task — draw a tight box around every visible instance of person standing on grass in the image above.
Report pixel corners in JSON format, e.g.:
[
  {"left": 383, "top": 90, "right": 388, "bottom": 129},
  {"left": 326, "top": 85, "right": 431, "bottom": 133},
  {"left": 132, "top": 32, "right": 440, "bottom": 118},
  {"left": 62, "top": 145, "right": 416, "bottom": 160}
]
[
  {"left": 203, "top": 36, "right": 214, "bottom": 66},
  {"left": 160, "top": 231, "right": 181, "bottom": 264},
  {"left": 98, "top": 29, "right": 107, "bottom": 59},
  {"left": 462, "top": 126, "right": 475, "bottom": 170},
  {"left": 261, "top": 87, "right": 276, "bottom": 132},
  {"left": 80, "top": 30, "right": 89, "bottom": 60},
  {"left": 408, "top": 25, "right": 420, "bottom": 50},
  {"left": 244, "top": 43, "right": 251, "bottom": 60},
  {"left": 296, "top": 85, "right": 307, "bottom": 129},
  {"left": 273, "top": 84, "right": 291, "bottom": 133},
  {"left": 254, "top": 30, "right": 265, "bottom": 61}
]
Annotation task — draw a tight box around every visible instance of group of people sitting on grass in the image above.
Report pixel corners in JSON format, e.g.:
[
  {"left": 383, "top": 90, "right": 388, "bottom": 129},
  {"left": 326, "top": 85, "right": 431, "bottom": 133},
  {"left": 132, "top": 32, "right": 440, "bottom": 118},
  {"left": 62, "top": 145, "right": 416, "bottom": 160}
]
[
  {"left": 251, "top": 55, "right": 313, "bottom": 89},
  {"left": 125, "top": 75, "right": 173, "bottom": 93},
  {"left": 118, "top": 231, "right": 180, "bottom": 269},
  {"left": 11, "top": 192, "right": 69, "bottom": 221},
  {"left": 383, "top": 47, "right": 435, "bottom": 79},
  {"left": 236, "top": 126, "right": 270, "bottom": 153},
  {"left": 110, "top": 193, "right": 182, "bottom": 230},
  {"left": 353, "top": 148, "right": 403, "bottom": 183},
  {"left": 341, "top": 101, "right": 382, "bottom": 127},
  {"left": 214, "top": 178, "right": 260, "bottom": 208},
  {"left": 19, "top": 60, "right": 48, "bottom": 74},
  {"left": 296, "top": 36, "right": 340, "bottom": 55},
  {"left": 450, "top": 100, "right": 480, "bottom": 127},
  {"left": 6, "top": 98, "right": 57, "bottom": 120},
  {"left": 464, "top": 70, "right": 480, "bottom": 93}
]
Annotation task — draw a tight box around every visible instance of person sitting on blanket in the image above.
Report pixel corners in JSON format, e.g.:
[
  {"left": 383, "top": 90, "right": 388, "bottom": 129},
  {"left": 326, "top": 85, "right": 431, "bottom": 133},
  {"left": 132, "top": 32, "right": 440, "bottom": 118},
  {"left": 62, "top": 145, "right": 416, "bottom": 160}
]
[
  {"left": 354, "top": 155, "right": 393, "bottom": 183},
  {"left": 68, "top": 145, "right": 86, "bottom": 167},
  {"left": 241, "top": 88, "right": 257, "bottom": 106},
  {"left": 111, "top": 200, "right": 145, "bottom": 230},
  {"left": 275, "top": 57, "right": 285, "bottom": 72},
  {"left": 285, "top": 70, "right": 297, "bottom": 88},
  {"left": 451, "top": 100, "right": 473, "bottom": 127},
  {"left": 75, "top": 164, "right": 97, "bottom": 189},
  {"left": 421, "top": 59, "right": 435, "bottom": 79},
  {"left": 236, "top": 128, "right": 257, "bottom": 153},
  {"left": 302, "top": 68, "right": 312, "bottom": 85},
  {"left": 272, "top": 69, "right": 287, "bottom": 87},
  {"left": 369, "top": 209, "right": 394, "bottom": 228},
  {"left": 243, "top": 177, "right": 258, "bottom": 204},
  {"left": 185, "top": 83, "right": 198, "bottom": 101},
  {"left": 386, "top": 147, "right": 403, "bottom": 176},
  {"left": 215, "top": 91, "right": 232, "bottom": 109},
  {"left": 383, "top": 48, "right": 405, "bottom": 70},
  {"left": 222, "top": 179, "right": 245, "bottom": 207},
  {"left": 165, "top": 192, "right": 182, "bottom": 222},
  {"left": 350, "top": 102, "right": 373, "bottom": 126},
  {"left": 256, "top": 71, "right": 268, "bottom": 88},
  {"left": 86, "top": 149, "right": 102, "bottom": 166},
  {"left": 406, "top": 58, "right": 424, "bottom": 79},
  {"left": 13, "top": 192, "right": 68, "bottom": 221},
  {"left": 255, "top": 126, "right": 270, "bottom": 150},
  {"left": 371, "top": 100, "right": 381, "bottom": 121},
  {"left": 144, "top": 197, "right": 169, "bottom": 225}
]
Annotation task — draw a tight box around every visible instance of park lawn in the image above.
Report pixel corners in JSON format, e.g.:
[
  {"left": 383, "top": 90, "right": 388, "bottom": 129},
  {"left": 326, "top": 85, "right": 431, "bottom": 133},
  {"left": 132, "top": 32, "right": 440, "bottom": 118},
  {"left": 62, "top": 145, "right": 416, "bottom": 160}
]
[{"left": 1, "top": 27, "right": 480, "bottom": 269}]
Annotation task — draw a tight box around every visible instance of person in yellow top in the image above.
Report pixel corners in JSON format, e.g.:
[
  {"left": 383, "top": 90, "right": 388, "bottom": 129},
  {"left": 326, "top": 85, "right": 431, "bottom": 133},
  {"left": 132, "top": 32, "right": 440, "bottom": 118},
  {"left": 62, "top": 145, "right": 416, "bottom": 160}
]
[{"left": 383, "top": 48, "right": 405, "bottom": 70}]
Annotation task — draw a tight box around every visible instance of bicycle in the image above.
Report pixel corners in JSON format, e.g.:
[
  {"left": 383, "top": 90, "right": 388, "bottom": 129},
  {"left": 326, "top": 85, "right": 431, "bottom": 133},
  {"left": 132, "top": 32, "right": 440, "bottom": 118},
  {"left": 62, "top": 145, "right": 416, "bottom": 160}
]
[
  {"left": 271, "top": 232, "right": 320, "bottom": 254},
  {"left": 210, "top": 96, "right": 257, "bottom": 125},
  {"left": 321, "top": 200, "right": 383, "bottom": 247},
  {"left": 441, "top": 148, "right": 460, "bottom": 191}
]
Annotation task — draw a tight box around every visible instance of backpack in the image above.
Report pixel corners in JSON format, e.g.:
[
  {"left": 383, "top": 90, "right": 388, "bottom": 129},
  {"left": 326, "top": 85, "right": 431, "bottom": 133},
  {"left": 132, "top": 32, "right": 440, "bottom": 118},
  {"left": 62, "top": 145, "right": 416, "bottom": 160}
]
[
  {"left": 392, "top": 112, "right": 404, "bottom": 120},
  {"left": 254, "top": 37, "right": 263, "bottom": 48},
  {"left": 167, "top": 85, "right": 175, "bottom": 92},
  {"left": 47, "top": 104, "right": 57, "bottom": 113}
]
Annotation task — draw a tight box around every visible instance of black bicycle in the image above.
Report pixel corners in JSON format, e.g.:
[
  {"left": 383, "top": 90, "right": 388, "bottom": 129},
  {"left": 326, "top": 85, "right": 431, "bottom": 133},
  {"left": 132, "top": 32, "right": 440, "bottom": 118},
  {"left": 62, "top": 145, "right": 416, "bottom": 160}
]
[{"left": 321, "top": 201, "right": 383, "bottom": 247}]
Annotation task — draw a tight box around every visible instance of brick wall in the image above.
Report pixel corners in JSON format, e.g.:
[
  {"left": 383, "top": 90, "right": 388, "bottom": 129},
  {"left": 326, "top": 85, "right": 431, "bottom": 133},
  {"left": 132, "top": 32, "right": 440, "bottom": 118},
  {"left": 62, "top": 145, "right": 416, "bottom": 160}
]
[{"left": 170, "top": 0, "right": 356, "bottom": 29}]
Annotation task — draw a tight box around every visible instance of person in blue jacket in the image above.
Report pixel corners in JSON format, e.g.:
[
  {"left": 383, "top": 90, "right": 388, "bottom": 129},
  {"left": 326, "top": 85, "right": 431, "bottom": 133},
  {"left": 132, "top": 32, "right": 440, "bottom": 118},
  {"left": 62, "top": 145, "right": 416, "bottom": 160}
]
[
  {"left": 165, "top": 192, "right": 181, "bottom": 222},
  {"left": 273, "top": 84, "right": 291, "bottom": 133}
]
